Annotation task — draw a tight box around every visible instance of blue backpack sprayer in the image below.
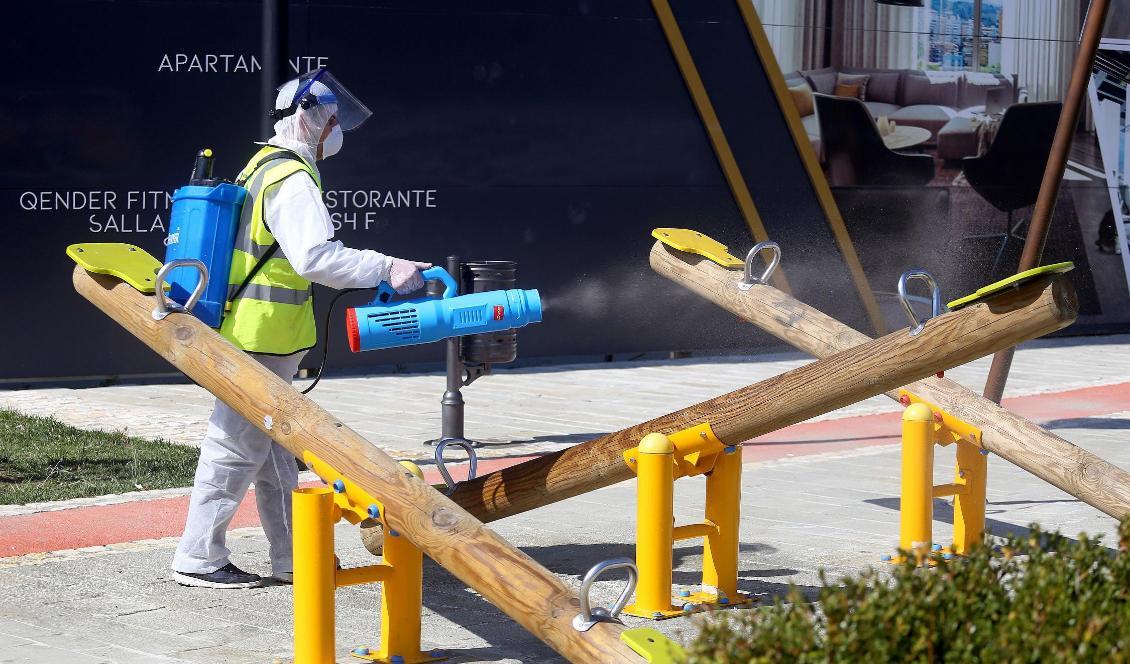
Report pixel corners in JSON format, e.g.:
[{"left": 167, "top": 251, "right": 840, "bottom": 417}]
[{"left": 160, "top": 148, "right": 544, "bottom": 393}]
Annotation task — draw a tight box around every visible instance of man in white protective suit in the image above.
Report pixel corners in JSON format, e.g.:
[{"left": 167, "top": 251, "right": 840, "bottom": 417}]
[{"left": 172, "top": 69, "right": 431, "bottom": 588}]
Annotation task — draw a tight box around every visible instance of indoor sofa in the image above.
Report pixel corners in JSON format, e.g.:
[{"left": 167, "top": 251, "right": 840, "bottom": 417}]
[{"left": 785, "top": 66, "right": 1020, "bottom": 160}]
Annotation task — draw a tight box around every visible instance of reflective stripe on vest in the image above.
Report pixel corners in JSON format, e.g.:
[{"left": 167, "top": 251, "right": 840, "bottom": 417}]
[
  {"left": 219, "top": 146, "right": 322, "bottom": 355},
  {"left": 226, "top": 282, "right": 312, "bottom": 305}
]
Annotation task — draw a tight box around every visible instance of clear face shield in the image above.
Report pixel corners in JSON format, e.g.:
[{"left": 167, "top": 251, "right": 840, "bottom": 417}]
[{"left": 270, "top": 68, "right": 372, "bottom": 131}]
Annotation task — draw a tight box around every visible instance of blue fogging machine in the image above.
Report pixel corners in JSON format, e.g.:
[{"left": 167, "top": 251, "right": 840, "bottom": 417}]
[{"left": 345, "top": 267, "right": 543, "bottom": 353}]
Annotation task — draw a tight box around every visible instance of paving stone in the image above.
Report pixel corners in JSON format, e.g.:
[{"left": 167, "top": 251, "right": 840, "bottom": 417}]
[
  {"left": 0, "top": 642, "right": 111, "bottom": 664},
  {"left": 2, "top": 340, "right": 1129, "bottom": 661}
]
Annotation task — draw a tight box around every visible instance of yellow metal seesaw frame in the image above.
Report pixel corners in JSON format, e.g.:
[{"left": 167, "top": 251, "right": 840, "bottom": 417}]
[
  {"left": 622, "top": 424, "right": 752, "bottom": 619},
  {"left": 892, "top": 393, "right": 986, "bottom": 565},
  {"left": 297, "top": 452, "right": 444, "bottom": 664}
]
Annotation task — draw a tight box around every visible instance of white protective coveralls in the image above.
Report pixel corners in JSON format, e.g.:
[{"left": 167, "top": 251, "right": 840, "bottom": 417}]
[{"left": 173, "top": 81, "right": 403, "bottom": 576}]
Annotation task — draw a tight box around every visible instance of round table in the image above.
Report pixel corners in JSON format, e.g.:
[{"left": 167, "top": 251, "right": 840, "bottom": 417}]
[{"left": 882, "top": 125, "right": 932, "bottom": 151}]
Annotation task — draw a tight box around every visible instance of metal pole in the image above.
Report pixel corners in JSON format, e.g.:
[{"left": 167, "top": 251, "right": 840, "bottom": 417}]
[
  {"left": 440, "top": 255, "right": 465, "bottom": 441},
  {"left": 260, "top": 0, "right": 288, "bottom": 140},
  {"left": 981, "top": 0, "right": 1111, "bottom": 404}
]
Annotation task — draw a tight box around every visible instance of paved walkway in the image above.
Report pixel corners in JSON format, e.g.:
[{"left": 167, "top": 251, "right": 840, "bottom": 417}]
[
  {"left": 4, "top": 335, "right": 1129, "bottom": 459},
  {"left": 1, "top": 336, "right": 1129, "bottom": 662}
]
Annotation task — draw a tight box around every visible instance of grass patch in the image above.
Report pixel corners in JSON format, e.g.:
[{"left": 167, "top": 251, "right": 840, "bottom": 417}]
[{"left": 0, "top": 408, "right": 199, "bottom": 504}]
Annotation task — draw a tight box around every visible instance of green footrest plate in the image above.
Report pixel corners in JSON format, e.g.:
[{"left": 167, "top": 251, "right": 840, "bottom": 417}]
[
  {"left": 620, "top": 627, "right": 686, "bottom": 663},
  {"left": 947, "top": 262, "right": 1073, "bottom": 310},
  {"left": 67, "top": 243, "right": 163, "bottom": 294}
]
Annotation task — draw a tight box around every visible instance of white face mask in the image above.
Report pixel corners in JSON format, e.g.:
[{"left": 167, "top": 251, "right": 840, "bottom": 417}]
[{"left": 320, "top": 124, "right": 343, "bottom": 159}]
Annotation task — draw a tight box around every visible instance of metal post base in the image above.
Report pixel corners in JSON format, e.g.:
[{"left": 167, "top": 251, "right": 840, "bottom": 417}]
[
  {"left": 349, "top": 647, "right": 447, "bottom": 663},
  {"left": 423, "top": 436, "right": 484, "bottom": 449}
]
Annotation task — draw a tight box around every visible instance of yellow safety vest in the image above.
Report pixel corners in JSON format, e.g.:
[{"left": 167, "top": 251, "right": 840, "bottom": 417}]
[{"left": 220, "top": 146, "right": 321, "bottom": 355}]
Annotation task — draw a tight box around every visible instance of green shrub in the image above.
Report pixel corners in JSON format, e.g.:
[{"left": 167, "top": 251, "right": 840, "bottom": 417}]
[{"left": 687, "top": 520, "right": 1130, "bottom": 663}]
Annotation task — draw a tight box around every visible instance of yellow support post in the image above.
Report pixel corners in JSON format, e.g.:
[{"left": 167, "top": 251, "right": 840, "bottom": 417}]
[
  {"left": 900, "top": 403, "right": 935, "bottom": 560},
  {"left": 624, "top": 434, "right": 681, "bottom": 619},
  {"left": 375, "top": 462, "right": 434, "bottom": 663},
  {"left": 952, "top": 441, "right": 988, "bottom": 555},
  {"left": 700, "top": 446, "right": 742, "bottom": 605},
  {"left": 351, "top": 462, "right": 442, "bottom": 663},
  {"left": 293, "top": 487, "right": 337, "bottom": 664}
]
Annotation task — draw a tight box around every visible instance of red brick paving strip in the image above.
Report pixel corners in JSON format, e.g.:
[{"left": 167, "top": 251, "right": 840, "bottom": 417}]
[{"left": 2, "top": 382, "right": 1127, "bottom": 558}]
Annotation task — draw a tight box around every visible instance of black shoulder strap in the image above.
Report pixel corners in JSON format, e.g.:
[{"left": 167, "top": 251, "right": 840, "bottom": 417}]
[
  {"left": 228, "top": 244, "right": 281, "bottom": 309},
  {"left": 227, "top": 148, "right": 307, "bottom": 307},
  {"left": 235, "top": 147, "right": 305, "bottom": 186}
]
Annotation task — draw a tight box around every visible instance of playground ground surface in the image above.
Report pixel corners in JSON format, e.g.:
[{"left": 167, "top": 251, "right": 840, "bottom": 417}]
[{"left": 2, "top": 334, "right": 1129, "bottom": 663}]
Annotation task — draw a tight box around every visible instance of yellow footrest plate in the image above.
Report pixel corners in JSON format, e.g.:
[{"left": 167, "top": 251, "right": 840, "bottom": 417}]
[
  {"left": 946, "top": 262, "right": 1073, "bottom": 310},
  {"left": 620, "top": 627, "right": 687, "bottom": 663},
  {"left": 66, "top": 243, "right": 163, "bottom": 294},
  {"left": 652, "top": 228, "right": 743, "bottom": 268}
]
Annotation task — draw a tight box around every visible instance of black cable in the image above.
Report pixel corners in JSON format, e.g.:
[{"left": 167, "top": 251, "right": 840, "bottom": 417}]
[{"left": 299, "top": 287, "right": 372, "bottom": 394}]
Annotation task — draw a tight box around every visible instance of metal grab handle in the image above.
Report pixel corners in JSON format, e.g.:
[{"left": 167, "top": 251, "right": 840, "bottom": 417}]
[
  {"left": 153, "top": 259, "right": 209, "bottom": 321},
  {"left": 897, "top": 270, "right": 946, "bottom": 336},
  {"left": 572, "top": 558, "right": 638, "bottom": 632},
  {"left": 738, "top": 241, "right": 781, "bottom": 290},
  {"left": 434, "top": 438, "right": 478, "bottom": 496}
]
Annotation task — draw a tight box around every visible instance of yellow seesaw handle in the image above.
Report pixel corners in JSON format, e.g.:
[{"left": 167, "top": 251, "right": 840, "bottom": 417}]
[
  {"left": 651, "top": 228, "right": 744, "bottom": 268},
  {"left": 946, "top": 262, "right": 1074, "bottom": 310}
]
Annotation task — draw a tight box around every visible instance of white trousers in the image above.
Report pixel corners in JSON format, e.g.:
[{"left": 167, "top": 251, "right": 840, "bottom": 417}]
[{"left": 172, "top": 351, "right": 306, "bottom": 575}]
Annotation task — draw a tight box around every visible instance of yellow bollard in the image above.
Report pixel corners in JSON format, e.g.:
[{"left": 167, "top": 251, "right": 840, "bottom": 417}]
[
  {"left": 951, "top": 441, "right": 988, "bottom": 555},
  {"left": 293, "top": 487, "right": 337, "bottom": 664},
  {"left": 624, "top": 433, "right": 680, "bottom": 618},
  {"left": 900, "top": 403, "right": 935, "bottom": 560},
  {"left": 701, "top": 446, "right": 741, "bottom": 603}
]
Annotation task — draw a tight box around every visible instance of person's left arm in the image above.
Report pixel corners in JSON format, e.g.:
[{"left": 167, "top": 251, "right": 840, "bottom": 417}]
[{"left": 265, "top": 173, "right": 394, "bottom": 290}]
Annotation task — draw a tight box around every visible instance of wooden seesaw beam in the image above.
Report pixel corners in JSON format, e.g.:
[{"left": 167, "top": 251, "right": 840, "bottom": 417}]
[
  {"left": 445, "top": 257, "right": 1078, "bottom": 522},
  {"left": 71, "top": 267, "right": 639, "bottom": 664},
  {"left": 649, "top": 241, "right": 1130, "bottom": 520}
]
